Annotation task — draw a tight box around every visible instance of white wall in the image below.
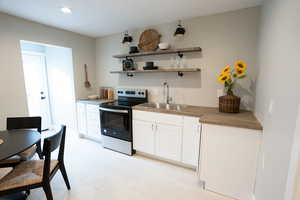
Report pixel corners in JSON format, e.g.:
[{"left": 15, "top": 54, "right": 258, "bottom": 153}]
[
  {"left": 96, "top": 7, "right": 260, "bottom": 109},
  {"left": 294, "top": 156, "right": 300, "bottom": 200},
  {"left": 254, "top": 0, "right": 300, "bottom": 199},
  {"left": 0, "top": 12, "right": 96, "bottom": 130}
]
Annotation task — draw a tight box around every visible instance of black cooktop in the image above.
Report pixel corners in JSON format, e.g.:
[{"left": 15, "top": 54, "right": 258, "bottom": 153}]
[
  {"left": 100, "top": 88, "right": 148, "bottom": 110},
  {"left": 101, "top": 100, "right": 142, "bottom": 109}
]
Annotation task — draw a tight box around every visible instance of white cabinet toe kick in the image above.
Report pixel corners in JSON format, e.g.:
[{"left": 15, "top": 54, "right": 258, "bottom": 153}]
[{"left": 132, "top": 110, "right": 262, "bottom": 200}]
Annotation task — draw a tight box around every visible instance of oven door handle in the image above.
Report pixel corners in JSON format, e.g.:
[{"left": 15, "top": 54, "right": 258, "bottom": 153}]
[{"left": 99, "top": 107, "right": 129, "bottom": 114}]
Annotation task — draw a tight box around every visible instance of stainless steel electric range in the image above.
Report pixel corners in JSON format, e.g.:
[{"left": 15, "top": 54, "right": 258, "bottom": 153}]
[{"left": 99, "top": 88, "right": 148, "bottom": 155}]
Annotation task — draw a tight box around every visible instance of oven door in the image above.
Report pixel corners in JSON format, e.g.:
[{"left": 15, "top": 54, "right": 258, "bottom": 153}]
[{"left": 99, "top": 107, "right": 131, "bottom": 141}]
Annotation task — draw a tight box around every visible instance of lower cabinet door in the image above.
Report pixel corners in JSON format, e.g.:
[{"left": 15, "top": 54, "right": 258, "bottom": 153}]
[
  {"left": 77, "top": 102, "right": 87, "bottom": 135},
  {"left": 133, "top": 120, "right": 155, "bottom": 155},
  {"left": 199, "top": 124, "right": 261, "bottom": 200},
  {"left": 86, "top": 104, "right": 101, "bottom": 140},
  {"left": 155, "top": 123, "right": 182, "bottom": 162},
  {"left": 182, "top": 116, "right": 201, "bottom": 167}
]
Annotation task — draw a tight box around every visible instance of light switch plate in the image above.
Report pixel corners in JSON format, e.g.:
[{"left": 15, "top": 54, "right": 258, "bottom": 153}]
[{"left": 268, "top": 99, "right": 274, "bottom": 115}]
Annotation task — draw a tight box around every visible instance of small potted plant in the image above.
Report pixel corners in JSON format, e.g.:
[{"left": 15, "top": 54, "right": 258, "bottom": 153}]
[{"left": 217, "top": 61, "right": 247, "bottom": 113}]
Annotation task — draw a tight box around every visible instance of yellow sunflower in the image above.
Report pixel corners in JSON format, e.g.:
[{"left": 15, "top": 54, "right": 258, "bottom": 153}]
[
  {"left": 235, "top": 68, "right": 244, "bottom": 75},
  {"left": 235, "top": 61, "right": 247, "bottom": 72},
  {"left": 218, "top": 73, "right": 230, "bottom": 83},
  {"left": 222, "top": 65, "right": 231, "bottom": 73}
]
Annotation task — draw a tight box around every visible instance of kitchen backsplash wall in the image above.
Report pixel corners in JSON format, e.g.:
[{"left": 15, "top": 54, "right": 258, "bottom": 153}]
[{"left": 96, "top": 7, "right": 260, "bottom": 110}]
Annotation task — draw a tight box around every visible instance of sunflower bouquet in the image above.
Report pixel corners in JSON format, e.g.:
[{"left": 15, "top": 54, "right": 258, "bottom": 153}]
[{"left": 217, "top": 61, "right": 247, "bottom": 96}]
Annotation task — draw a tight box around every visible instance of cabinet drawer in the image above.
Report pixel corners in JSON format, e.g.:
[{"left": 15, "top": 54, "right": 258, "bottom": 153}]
[
  {"left": 133, "top": 110, "right": 183, "bottom": 125},
  {"left": 155, "top": 113, "right": 183, "bottom": 125},
  {"left": 133, "top": 110, "right": 158, "bottom": 122},
  {"left": 86, "top": 104, "right": 99, "bottom": 112}
]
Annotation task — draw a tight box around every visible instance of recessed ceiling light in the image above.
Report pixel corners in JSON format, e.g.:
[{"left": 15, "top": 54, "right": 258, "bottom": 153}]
[{"left": 61, "top": 7, "right": 72, "bottom": 14}]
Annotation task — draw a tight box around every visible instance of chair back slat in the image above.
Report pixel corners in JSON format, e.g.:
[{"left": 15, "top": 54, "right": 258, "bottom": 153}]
[
  {"left": 7, "top": 117, "right": 42, "bottom": 133},
  {"left": 43, "top": 125, "right": 65, "bottom": 155},
  {"left": 42, "top": 125, "right": 66, "bottom": 180}
]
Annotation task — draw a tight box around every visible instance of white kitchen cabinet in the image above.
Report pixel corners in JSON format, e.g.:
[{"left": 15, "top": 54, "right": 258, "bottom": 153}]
[
  {"left": 182, "top": 116, "right": 201, "bottom": 167},
  {"left": 86, "top": 104, "right": 101, "bottom": 140},
  {"left": 76, "top": 102, "right": 101, "bottom": 142},
  {"left": 77, "top": 102, "right": 87, "bottom": 136},
  {"left": 155, "top": 123, "right": 182, "bottom": 162},
  {"left": 199, "top": 124, "right": 262, "bottom": 200},
  {"left": 132, "top": 110, "right": 201, "bottom": 167},
  {"left": 133, "top": 120, "right": 155, "bottom": 155}
]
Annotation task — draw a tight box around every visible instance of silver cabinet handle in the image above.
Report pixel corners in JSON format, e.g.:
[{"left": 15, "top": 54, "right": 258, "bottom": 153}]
[{"left": 99, "top": 107, "right": 128, "bottom": 114}]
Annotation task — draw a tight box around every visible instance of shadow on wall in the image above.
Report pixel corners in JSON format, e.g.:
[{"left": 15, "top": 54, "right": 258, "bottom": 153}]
[
  {"left": 119, "top": 71, "right": 202, "bottom": 88},
  {"left": 132, "top": 51, "right": 203, "bottom": 63},
  {"left": 235, "top": 78, "right": 256, "bottom": 110}
]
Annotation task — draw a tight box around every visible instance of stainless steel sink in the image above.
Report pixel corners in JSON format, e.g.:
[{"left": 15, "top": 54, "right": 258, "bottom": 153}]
[{"left": 141, "top": 103, "right": 186, "bottom": 111}]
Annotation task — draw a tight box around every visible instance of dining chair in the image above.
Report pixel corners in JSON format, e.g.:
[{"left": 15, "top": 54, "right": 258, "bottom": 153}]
[
  {"left": 0, "top": 125, "right": 70, "bottom": 200},
  {"left": 7, "top": 117, "right": 43, "bottom": 159},
  {"left": 0, "top": 117, "right": 42, "bottom": 170},
  {"left": 0, "top": 117, "right": 43, "bottom": 168}
]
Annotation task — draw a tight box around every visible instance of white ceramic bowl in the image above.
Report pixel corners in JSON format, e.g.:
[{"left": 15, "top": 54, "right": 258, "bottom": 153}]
[{"left": 158, "top": 43, "right": 170, "bottom": 50}]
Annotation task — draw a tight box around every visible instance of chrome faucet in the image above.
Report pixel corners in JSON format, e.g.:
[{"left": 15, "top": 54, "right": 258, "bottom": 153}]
[{"left": 163, "top": 82, "right": 172, "bottom": 104}]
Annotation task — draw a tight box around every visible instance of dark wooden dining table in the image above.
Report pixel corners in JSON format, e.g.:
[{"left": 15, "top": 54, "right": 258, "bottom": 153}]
[{"left": 0, "top": 129, "right": 41, "bottom": 200}]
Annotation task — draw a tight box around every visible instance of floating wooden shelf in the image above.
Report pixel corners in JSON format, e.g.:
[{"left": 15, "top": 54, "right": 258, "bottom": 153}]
[
  {"left": 112, "top": 47, "right": 202, "bottom": 59},
  {"left": 110, "top": 68, "right": 201, "bottom": 77}
]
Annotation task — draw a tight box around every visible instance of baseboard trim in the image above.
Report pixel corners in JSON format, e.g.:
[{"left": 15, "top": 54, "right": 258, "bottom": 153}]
[{"left": 135, "top": 151, "right": 197, "bottom": 170}]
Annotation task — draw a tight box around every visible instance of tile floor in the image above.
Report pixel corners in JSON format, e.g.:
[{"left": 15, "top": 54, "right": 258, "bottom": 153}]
[{"left": 1, "top": 131, "right": 233, "bottom": 200}]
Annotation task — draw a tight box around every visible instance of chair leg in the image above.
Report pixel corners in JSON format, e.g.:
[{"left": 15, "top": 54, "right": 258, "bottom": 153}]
[
  {"left": 25, "top": 189, "right": 31, "bottom": 196},
  {"left": 36, "top": 141, "right": 43, "bottom": 159},
  {"left": 42, "top": 182, "right": 53, "bottom": 200},
  {"left": 60, "top": 163, "right": 71, "bottom": 190}
]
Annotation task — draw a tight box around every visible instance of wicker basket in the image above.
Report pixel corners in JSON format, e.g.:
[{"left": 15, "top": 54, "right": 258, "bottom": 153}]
[{"left": 219, "top": 95, "right": 241, "bottom": 113}]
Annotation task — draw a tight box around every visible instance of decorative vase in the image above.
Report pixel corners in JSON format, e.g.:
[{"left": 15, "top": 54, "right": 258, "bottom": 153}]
[{"left": 219, "top": 90, "right": 240, "bottom": 113}]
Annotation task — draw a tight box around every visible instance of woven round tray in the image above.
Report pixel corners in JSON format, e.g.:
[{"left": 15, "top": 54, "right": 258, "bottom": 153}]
[
  {"left": 138, "top": 29, "right": 161, "bottom": 52},
  {"left": 219, "top": 95, "right": 241, "bottom": 113}
]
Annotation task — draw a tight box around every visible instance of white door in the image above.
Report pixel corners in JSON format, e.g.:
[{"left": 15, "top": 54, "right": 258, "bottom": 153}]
[
  {"left": 22, "top": 52, "right": 52, "bottom": 130},
  {"left": 133, "top": 120, "right": 155, "bottom": 154},
  {"left": 155, "top": 123, "right": 182, "bottom": 162}
]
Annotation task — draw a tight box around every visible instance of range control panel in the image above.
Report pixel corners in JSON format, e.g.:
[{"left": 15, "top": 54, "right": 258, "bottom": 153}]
[{"left": 116, "top": 88, "right": 147, "bottom": 98}]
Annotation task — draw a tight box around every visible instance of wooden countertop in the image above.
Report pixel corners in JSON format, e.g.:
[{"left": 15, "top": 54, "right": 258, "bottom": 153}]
[
  {"left": 133, "top": 104, "right": 263, "bottom": 131},
  {"left": 77, "top": 99, "right": 114, "bottom": 105}
]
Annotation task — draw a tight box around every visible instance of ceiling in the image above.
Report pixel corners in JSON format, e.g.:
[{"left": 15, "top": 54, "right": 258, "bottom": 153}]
[{"left": 0, "top": 0, "right": 262, "bottom": 38}]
